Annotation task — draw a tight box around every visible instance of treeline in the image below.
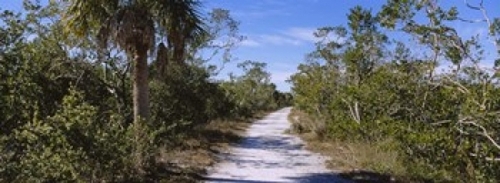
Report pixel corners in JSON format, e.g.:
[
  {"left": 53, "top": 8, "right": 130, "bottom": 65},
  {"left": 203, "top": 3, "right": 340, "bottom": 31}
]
[
  {"left": 290, "top": 0, "right": 500, "bottom": 182},
  {"left": 0, "top": 1, "right": 290, "bottom": 182}
]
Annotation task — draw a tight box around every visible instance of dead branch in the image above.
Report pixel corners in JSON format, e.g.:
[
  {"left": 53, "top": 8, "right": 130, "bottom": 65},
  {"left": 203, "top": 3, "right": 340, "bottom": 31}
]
[
  {"left": 342, "top": 99, "right": 361, "bottom": 124},
  {"left": 458, "top": 120, "right": 500, "bottom": 150}
]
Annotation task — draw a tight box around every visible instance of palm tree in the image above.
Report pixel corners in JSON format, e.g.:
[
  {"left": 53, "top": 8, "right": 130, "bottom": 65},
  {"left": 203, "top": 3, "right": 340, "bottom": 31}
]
[{"left": 61, "top": 0, "right": 205, "bottom": 122}]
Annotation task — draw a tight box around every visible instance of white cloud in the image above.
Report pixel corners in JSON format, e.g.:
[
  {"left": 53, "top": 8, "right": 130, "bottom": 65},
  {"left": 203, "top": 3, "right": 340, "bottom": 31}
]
[
  {"left": 259, "top": 34, "right": 302, "bottom": 46},
  {"left": 239, "top": 27, "right": 319, "bottom": 47},
  {"left": 239, "top": 34, "right": 302, "bottom": 47},
  {"left": 240, "top": 39, "right": 261, "bottom": 47},
  {"left": 231, "top": 0, "right": 291, "bottom": 19},
  {"left": 283, "top": 27, "right": 319, "bottom": 43}
]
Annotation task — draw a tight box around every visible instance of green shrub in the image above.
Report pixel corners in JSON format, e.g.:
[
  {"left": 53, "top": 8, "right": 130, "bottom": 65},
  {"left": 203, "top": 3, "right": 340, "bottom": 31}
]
[{"left": 0, "top": 88, "right": 147, "bottom": 182}]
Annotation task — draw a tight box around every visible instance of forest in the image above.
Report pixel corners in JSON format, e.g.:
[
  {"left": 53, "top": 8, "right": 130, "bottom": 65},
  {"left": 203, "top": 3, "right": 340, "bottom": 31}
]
[{"left": 1, "top": 0, "right": 500, "bottom": 182}]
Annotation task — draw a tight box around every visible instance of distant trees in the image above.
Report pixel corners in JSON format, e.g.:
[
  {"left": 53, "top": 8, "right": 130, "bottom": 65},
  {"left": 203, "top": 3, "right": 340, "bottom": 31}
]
[
  {"left": 222, "top": 60, "right": 291, "bottom": 118},
  {"left": 290, "top": 1, "right": 500, "bottom": 181}
]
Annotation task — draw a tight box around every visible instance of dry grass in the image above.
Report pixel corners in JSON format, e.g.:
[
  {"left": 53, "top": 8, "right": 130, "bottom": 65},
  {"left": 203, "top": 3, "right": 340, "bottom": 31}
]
[
  {"left": 288, "top": 109, "right": 327, "bottom": 138},
  {"left": 305, "top": 139, "right": 406, "bottom": 175},
  {"left": 288, "top": 109, "right": 427, "bottom": 183}
]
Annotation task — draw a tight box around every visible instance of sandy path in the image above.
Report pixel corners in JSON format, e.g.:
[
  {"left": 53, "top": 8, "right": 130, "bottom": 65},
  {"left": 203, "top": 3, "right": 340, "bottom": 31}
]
[{"left": 205, "top": 107, "right": 349, "bottom": 183}]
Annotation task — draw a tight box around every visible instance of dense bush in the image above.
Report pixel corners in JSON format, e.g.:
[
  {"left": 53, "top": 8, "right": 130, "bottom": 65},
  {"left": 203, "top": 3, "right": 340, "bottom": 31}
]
[{"left": 1, "top": 88, "right": 139, "bottom": 182}]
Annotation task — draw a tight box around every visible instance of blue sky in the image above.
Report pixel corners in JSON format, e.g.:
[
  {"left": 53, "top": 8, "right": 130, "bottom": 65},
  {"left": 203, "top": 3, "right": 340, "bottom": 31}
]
[
  {"left": 2, "top": 0, "right": 500, "bottom": 92},
  {"left": 200, "top": 0, "right": 500, "bottom": 92},
  {"left": 203, "top": 0, "right": 385, "bottom": 91}
]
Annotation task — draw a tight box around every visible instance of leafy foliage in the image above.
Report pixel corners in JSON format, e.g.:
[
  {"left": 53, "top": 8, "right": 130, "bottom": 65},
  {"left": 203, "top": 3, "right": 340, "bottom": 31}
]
[
  {"left": 290, "top": 2, "right": 500, "bottom": 182},
  {"left": 222, "top": 60, "right": 284, "bottom": 118}
]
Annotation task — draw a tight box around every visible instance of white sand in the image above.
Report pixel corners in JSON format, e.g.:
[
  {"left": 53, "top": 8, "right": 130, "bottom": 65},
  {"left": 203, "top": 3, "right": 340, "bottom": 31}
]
[{"left": 205, "top": 107, "right": 349, "bottom": 183}]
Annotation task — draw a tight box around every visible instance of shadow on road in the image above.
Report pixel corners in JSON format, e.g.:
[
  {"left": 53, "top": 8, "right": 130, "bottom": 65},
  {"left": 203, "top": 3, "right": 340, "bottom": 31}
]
[
  {"left": 205, "top": 108, "right": 350, "bottom": 183},
  {"left": 235, "top": 136, "right": 304, "bottom": 151},
  {"left": 205, "top": 173, "right": 349, "bottom": 183},
  {"left": 214, "top": 135, "right": 313, "bottom": 171},
  {"left": 205, "top": 133, "right": 350, "bottom": 182}
]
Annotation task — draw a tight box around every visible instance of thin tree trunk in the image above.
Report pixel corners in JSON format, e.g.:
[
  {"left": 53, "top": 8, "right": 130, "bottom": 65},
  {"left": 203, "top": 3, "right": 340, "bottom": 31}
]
[{"left": 133, "top": 49, "right": 150, "bottom": 122}]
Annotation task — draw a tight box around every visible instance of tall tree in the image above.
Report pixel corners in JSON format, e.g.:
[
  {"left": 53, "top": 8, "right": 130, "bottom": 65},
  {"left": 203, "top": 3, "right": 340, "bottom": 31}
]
[{"left": 60, "top": 0, "right": 205, "bottom": 123}]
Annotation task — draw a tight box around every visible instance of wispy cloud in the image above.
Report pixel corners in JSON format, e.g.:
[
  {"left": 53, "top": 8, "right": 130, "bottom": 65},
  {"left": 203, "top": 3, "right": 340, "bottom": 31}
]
[
  {"left": 240, "top": 39, "right": 261, "bottom": 47},
  {"left": 283, "top": 27, "right": 320, "bottom": 43},
  {"left": 239, "top": 27, "right": 320, "bottom": 47},
  {"left": 259, "top": 34, "right": 302, "bottom": 46},
  {"left": 233, "top": 9, "right": 290, "bottom": 19},
  {"left": 231, "top": 0, "right": 291, "bottom": 19}
]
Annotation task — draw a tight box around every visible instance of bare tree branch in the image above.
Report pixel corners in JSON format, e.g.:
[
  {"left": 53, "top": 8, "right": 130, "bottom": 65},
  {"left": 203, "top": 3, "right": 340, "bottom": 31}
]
[
  {"left": 459, "top": 120, "right": 500, "bottom": 150},
  {"left": 342, "top": 99, "right": 361, "bottom": 124}
]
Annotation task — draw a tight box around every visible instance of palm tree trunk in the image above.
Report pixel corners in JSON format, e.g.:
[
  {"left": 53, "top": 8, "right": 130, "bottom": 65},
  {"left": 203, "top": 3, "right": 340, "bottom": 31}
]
[
  {"left": 173, "top": 44, "right": 185, "bottom": 65},
  {"left": 133, "top": 49, "right": 150, "bottom": 122},
  {"left": 168, "top": 30, "right": 186, "bottom": 66},
  {"left": 155, "top": 43, "right": 169, "bottom": 79},
  {"left": 130, "top": 48, "right": 150, "bottom": 175}
]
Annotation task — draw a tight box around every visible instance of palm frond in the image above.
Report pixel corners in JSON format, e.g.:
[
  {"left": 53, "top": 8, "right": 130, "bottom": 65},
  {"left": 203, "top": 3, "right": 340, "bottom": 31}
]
[
  {"left": 61, "top": 0, "right": 119, "bottom": 37},
  {"left": 152, "top": 0, "right": 206, "bottom": 42}
]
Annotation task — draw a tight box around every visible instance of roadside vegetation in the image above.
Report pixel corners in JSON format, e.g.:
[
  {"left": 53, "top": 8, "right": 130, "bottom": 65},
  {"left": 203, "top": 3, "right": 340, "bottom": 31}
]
[
  {"left": 0, "top": 1, "right": 291, "bottom": 182},
  {"left": 289, "top": 0, "right": 500, "bottom": 182},
  {"left": 5, "top": 0, "right": 500, "bottom": 182}
]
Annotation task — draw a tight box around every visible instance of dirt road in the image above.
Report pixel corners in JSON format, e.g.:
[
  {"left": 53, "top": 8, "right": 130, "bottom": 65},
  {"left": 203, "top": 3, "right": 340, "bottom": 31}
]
[{"left": 205, "top": 107, "right": 349, "bottom": 183}]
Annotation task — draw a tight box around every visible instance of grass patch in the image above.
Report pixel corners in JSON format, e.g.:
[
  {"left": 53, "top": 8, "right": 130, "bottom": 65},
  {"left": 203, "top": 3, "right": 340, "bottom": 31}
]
[{"left": 288, "top": 109, "right": 433, "bottom": 183}]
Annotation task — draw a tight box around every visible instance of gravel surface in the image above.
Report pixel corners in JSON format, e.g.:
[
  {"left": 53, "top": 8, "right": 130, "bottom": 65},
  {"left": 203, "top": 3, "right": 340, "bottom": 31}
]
[{"left": 205, "top": 107, "right": 349, "bottom": 183}]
